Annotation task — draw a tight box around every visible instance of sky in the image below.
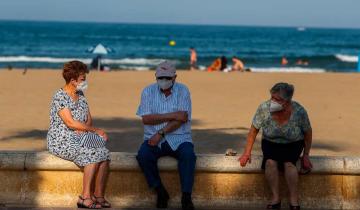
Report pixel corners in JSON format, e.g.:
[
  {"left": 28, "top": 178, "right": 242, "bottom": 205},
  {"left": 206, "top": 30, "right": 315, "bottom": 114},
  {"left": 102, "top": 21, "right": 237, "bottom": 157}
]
[{"left": 0, "top": 0, "right": 360, "bottom": 28}]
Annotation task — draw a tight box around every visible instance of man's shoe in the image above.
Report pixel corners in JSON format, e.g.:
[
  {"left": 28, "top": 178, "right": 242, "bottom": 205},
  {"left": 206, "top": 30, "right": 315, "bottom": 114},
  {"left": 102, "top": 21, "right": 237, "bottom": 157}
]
[
  {"left": 156, "top": 185, "right": 169, "bottom": 208},
  {"left": 182, "top": 193, "right": 195, "bottom": 210}
]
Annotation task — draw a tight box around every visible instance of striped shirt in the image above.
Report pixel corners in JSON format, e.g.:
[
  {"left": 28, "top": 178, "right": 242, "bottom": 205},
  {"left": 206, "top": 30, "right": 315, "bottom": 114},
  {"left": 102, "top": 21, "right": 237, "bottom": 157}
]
[{"left": 136, "top": 82, "right": 192, "bottom": 151}]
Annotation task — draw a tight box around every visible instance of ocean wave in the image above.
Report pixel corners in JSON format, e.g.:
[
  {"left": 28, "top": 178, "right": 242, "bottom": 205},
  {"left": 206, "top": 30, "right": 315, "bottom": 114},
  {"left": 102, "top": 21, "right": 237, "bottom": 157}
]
[
  {"left": 0, "top": 56, "right": 92, "bottom": 63},
  {"left": 335, "top": 54, "right": 358, "bottom": 63},
  {"left": 116, "top": 65, "right": 150, "bottom": 71},
  {"left": 196, "top": 66, "right": 326, "bottom": 73},
  {"left": 102, "top": 58, "right": 164, "bottom": 65},
  {"left": 0, "top": 56, "right": 166, "bottom": 66},
  {"left": 251, "top": 67, "right": 326, "bottom": 73}
]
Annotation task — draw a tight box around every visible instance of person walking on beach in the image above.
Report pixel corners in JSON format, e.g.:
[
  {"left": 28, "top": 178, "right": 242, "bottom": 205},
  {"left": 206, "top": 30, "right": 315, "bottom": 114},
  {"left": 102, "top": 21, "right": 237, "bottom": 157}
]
[
  {"left": 47, "top": 61, "right": 111, "bottom": 209},
  {"left": 189, "top": 47, "right": 197, "bottom": 70},
  {"left": 136, "top": 61, "right": 196, "bottom": 210},
  {"left": 239, "top": 82, "right": 313, "bottom": 210}
]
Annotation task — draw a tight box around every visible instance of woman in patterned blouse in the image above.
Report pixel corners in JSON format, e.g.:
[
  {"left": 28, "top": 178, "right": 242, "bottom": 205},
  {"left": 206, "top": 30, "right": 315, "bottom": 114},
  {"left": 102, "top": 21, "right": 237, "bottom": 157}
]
[
  {"left": 239, "top": 82, "right": 313, "bottom": 210},
  {"left": 47, "top": 61, "right": 111, "bottom": 209}
]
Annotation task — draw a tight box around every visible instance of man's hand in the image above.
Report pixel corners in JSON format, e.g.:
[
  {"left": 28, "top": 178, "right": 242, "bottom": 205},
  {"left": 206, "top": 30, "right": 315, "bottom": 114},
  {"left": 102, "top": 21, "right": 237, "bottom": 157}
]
[
  {"left": 148, "top": 133, "right": 162, "bottom": 146},
  {"left": 174, "top": 111, "right": 188, "bottom": 123},
  {"left": 238, "top": 153, "right": 251, "bottom": 167}
]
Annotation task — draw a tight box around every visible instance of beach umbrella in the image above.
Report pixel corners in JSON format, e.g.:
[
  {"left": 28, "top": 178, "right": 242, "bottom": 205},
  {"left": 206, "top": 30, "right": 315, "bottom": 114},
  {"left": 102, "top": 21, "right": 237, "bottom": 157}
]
[{"left": 87, "top": 43, "right": 113, "bottom": 70}]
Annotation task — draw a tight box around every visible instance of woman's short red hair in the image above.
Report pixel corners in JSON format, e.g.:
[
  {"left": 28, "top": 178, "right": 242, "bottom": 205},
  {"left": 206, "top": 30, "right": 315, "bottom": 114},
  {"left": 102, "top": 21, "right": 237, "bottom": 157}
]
[{"left": 62, "top": 60, "right": 89, "bottom": 83}]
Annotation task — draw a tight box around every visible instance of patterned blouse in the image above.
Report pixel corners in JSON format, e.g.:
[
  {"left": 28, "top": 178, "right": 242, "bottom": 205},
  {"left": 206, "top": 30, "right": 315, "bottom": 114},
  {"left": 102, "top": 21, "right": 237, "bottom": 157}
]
[
  {"left": 252, "top": 100, "right": 311, "bottom": 144},
  {"left": 47, "top": 89, "right": 110, "bottom": 166}
]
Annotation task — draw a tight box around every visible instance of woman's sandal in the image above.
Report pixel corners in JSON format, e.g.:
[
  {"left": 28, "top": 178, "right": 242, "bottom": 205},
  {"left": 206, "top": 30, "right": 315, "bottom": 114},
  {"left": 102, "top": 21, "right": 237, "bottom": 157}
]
[
  {"left": 77, "top": 196, "right": 102, "bottom": 209},
  {"left": 289, "top": 204, "right": 300, "bottom": 210},
  {"left": 93, "top": 195, "right": 111, "bottom": 208},
  {"left": 267, "top": 201, "right": 281, "bottom": 209}
]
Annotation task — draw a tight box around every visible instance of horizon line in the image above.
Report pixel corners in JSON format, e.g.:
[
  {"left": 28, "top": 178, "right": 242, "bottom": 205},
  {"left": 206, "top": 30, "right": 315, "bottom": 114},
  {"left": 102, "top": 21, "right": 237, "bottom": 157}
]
[{"left": 0, "top": 18, "right": 360, "bottom": 30}]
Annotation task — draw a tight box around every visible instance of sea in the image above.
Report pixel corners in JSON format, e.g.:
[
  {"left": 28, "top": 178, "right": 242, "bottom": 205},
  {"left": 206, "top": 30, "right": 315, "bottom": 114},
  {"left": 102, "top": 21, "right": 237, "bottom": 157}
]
[{"left": 0, "top": 20, "right": 359, "bottom": 72}]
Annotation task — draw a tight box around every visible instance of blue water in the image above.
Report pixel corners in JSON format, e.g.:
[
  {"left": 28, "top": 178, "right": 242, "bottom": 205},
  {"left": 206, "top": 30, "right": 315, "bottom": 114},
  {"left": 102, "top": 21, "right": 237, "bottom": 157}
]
[{"left": 0, "top": 20, "right": 359, "bottom": 72}]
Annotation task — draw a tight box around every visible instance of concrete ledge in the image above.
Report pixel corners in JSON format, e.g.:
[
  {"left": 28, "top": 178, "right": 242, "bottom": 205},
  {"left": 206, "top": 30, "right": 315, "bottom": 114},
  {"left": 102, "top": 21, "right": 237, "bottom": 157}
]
[
  {"left": 0, "top": 151, "right": 359, "bottom": 209},
  {"left": 1, "top": 151, "right": 353, "bottom": 174}
]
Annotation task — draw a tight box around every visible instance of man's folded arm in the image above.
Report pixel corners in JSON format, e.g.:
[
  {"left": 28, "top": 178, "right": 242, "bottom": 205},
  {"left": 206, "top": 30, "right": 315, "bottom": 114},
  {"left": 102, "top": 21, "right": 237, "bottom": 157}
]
[
  {"left": 162, "top": 120, "right": 184, "bottom": 134},
  {"left": 142, "top": 112, "right": 177, "bottom": 125}
]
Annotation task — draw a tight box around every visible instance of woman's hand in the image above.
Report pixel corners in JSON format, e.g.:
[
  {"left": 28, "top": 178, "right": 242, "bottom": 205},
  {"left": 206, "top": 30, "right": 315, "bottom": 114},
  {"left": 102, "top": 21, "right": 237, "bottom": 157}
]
[
  {"left": 95, "top": 128, "right": 108, "bottom": 141},
  {"left": 302, "top": 154, "right": 313, "bottom": 170},
  {"left": 238, "top": 153, "right": 251, "bottom": 167}
]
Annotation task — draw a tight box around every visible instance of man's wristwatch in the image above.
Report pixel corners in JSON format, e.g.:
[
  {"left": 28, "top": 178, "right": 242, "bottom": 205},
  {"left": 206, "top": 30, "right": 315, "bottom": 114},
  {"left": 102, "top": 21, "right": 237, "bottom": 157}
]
[{"left": 157, "top": 129, "right": 165, "bottom": 138}]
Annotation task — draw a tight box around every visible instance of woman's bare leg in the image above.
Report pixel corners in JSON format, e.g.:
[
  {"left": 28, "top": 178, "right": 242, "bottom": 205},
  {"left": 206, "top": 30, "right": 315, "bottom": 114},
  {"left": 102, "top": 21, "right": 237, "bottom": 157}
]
[
  {"left": 94, "top": 160, "right": 110, "bottom": 197},
  {"left": 265, "top": 159, "right": 280, "bottom": 204},
  {"left": 79, "top": 163, "right": 101, "bottom": 208},
  {"left": 284, "top": 162, "right": 299, "bottom": 206}
]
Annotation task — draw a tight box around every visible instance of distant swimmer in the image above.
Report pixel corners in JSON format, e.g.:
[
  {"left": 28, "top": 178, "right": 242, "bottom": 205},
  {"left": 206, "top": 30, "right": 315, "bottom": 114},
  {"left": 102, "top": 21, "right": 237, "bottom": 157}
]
[
  {"left": 231, "top": 56, "right": 245, "bottom": 72},
  {"left": 189, "top": 47, "right": 197, "bottom": 70},
  {"left": 296, "top": 59, "right": 309, "bottom": 66},
  {"left": 281, "top": 56, "right": 288, "bottom": 66}
]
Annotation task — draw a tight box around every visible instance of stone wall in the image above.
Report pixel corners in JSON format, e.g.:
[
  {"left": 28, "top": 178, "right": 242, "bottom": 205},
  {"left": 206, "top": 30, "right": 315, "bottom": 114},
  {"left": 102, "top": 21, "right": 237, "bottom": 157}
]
[{"left": 0, "top": 151, "right": 359, "bottom": 209}]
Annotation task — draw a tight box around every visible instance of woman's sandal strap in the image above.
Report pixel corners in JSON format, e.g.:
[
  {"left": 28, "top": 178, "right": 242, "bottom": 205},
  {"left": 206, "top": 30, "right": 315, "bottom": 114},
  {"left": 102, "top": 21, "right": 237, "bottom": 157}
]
[
  {"left": 78, "top": 196, "right": 100, "bottom": 209},
  {"left": 267, "top": 202, "right": 281, "bottom": 209},
  {"left": 290, "top": 205, "right": 301, "bottom": 210}
]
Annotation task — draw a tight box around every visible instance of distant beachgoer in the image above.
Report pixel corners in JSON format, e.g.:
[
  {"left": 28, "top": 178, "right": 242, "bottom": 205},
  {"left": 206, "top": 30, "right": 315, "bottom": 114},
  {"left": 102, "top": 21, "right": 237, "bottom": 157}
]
[
  {"left": 91, "top": 55, "right": 101, "bottom": 70},
  {"left": 220, "top": 56, "right": 227, "bottom": 71},
  {"left": 47, "top": 61, "right": 111, "bottom": 209},
  {"left": 281, "top": 56, "right": 288, "bottom": 66},
  {"left": 296, "top": 59, "right": 309, "bottom": 66},
  {"left": 239, "top": 82, "right": 313, "bottom": 210},
  {"left": 189, "top": 47, "right": 197, "bottom": 70},
  {"left": 23, "top": 67, "right": 27, "bottom": 75},
  {"left": 7, "top": 65, "right": 12, "bottom": 71},
  {"left": 231, "top": 56, "right": 245, "bottom": 72},
  {"left": 207, "top": 57, "right": 222, "bottom": 72}
]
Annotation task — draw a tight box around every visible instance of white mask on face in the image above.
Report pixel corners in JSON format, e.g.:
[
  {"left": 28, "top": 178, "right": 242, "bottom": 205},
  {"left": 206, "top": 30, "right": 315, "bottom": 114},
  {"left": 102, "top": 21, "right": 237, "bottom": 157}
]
[
  {"left": 270, "top": 100, "right": 283, "bottom": 113},
  {"left": 157, "top": 79, "right": 173, "bottom": 90},
  {"left": 76, "top": 81, "right": 88, "bottom": 91}
]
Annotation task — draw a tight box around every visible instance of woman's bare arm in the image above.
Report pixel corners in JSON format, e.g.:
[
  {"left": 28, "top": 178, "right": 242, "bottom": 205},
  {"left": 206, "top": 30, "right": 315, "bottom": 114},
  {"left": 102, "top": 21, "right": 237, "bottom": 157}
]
[{"left": 59, "top": 108, "right": 96, "bottom": 132}]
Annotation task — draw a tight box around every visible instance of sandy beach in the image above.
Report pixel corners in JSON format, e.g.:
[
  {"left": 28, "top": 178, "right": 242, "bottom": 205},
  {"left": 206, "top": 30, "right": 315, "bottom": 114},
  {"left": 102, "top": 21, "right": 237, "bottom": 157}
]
[{"left": 0, "top": 69, "right": 359, "bottom": 156}]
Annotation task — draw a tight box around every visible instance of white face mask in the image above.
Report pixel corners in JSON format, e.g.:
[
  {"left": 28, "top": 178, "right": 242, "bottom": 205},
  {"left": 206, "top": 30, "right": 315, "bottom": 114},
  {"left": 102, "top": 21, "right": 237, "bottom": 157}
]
[
  {"left": 76, "top": 81, "right": 88, "bottom": 92},
  {"left": 157, "top": 79, "right": 173, "bottom": 90},
  {"left": 270, "top": 100, "right": 283, "bottom": 113}
]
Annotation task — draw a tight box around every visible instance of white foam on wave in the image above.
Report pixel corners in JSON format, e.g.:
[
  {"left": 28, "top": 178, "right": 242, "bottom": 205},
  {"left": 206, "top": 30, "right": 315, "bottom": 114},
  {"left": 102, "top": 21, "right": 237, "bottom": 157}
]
[
  {"left": 0, "top": 56, "right": 92, "bottom": 63},
  {"left": 251, "top": 67, "right": 326, "bottom": 73},
  {"left": 116, "top": 65, "right": 150, "bottom": 71},
  {"left": 335, "top": 54, "right": 358, "bottom": 63},
  {"left": 102, "top": 58, "right": 164, "bottom": 65},
  {"left": 0, "top": 56, "right": 167, "bottom": 66}
]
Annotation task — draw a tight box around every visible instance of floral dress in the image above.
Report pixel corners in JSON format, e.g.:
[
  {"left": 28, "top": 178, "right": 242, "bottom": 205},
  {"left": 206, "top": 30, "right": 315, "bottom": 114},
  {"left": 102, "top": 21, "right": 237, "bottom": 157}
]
[{"left": 47, "top": 89, "right": 110, "bottom": 167}]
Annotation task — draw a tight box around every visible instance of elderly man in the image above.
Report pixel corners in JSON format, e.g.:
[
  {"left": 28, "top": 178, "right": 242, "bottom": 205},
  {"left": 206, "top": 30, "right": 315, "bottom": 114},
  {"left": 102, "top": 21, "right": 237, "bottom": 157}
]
[{"left": 136, "top": 61, "right": 196, "bottom": 210}]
